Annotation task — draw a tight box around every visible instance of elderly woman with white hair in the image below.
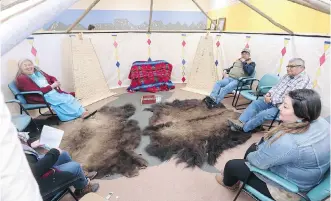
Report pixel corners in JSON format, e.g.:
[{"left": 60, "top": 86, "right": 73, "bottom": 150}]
[{"left": 15, "top": 59, "right": 96, "bottom": 121}]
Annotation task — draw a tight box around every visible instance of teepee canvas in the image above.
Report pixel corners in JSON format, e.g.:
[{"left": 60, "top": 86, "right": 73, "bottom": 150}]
[
  {"left": 69, "top": 35, "right": 116, "bottom": 106},
  {"left": 182, "top": 35, "right": 219, "bottom": 95}
]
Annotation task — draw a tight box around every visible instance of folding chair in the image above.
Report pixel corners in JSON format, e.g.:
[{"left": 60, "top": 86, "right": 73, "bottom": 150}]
[
  {"left": 8, "top": 81, "right": 55, "bottom": 116},
  {"left": 6, "top": 99, "right": 40, "bottom": 133},
  {"left": 224, "top": 70, "right": 257, "bottom": 100},
  {"left": 232, "top": 73, "right": 280, "bottom": 110},
  {"left": 233, "top": 164, "right": 330, "bottom": 201}
]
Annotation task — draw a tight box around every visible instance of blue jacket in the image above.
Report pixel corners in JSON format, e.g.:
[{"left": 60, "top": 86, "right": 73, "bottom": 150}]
[{"left": 247, "top": 117, "right": 330, "bottom": 191}]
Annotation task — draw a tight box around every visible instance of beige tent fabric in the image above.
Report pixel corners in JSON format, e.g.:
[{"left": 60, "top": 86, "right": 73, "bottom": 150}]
[
  {"left": 182, "top": 36, "right": 219, "bottom": 96},
  {"left": 69, "top": 36, "right": 115, "bottom": 106}
]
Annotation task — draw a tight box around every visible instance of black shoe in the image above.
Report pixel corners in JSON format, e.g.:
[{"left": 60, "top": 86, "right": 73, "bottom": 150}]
[
  {"left": 83, "top": 110, "right": 98, "bottom": 120},
  {"left": 204, "top": 96, "right": 217, "bottom": 109},
  {"left": 74, "top": 181, "right": 99, "bottom": 198}
]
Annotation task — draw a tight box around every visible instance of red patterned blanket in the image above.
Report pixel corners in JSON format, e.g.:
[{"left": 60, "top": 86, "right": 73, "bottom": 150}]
[{"left": 127, "top": 60, "right": 175, "bottom": 93}]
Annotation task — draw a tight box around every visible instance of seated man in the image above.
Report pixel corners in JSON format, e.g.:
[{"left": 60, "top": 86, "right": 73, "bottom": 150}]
[
  {"left": 204, "top": 48, "right": 255, "bottom": 108},
  {"left": 228, "top": 58, "right": 312, "bottom": 133},
  {"left": 18, "top": 132, "right": 99, "bottom": 198}
]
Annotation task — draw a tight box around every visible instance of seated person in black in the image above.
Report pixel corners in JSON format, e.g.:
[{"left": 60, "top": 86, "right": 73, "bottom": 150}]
[{"left": 18, "top": 132, "right": 99, "bottom": 198}]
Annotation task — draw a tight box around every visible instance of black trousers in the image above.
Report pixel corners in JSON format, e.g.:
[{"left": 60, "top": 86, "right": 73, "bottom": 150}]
[{"left": 223, "top": 143, "right": 274, "bottom": 200}]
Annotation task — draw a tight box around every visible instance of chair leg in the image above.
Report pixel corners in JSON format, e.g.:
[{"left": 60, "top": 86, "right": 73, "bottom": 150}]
[
  {"left": 234, "top": 94, "right": 241, "bottom": 108},
  {"left": 233, "top": 173, "right": 252, "bottom": 201},
  {"left": 50, "top": 188, "right": 69, "bottom": 201},
  {"left": 297, "top": 192, "right": 311, "bottom": 201},
  {"left": 31, "top": 119, "right": 40, "bottom": 133},
  {"left": 233, "top": 185, "right": 244, "bottom": 201},
  {"left": 268, "top": 110, "right": 280, "bottom": 131},
  {"left": 68, "top": 188, "right": 78, "bottom": 201},
  {"left": 232, "top": 92, "right": 238, "bottom": 107}
]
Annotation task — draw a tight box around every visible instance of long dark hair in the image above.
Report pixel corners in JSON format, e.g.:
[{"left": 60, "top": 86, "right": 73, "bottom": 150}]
[{"left": 265, "top": 89, "right": 321, "bottom": 144}]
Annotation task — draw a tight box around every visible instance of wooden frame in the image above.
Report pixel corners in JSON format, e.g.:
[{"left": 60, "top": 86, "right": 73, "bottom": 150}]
[
  {"left": 209, "top": 20, "right": 217, "bottom": 30},
  {"left": 217, "top": 18, "right": 226, "bottom": 31}
]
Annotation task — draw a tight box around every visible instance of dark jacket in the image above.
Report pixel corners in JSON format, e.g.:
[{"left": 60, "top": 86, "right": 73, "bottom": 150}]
[
  {"left": 25, "top": 148, "right": 77, "bottom": 199},
  {"left": 16, "top": 70, "right": 75, "bottom": 104}
]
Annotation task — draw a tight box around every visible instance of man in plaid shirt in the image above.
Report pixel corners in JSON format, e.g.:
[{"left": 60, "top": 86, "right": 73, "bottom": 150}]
[{"left": 228, "top": 58, "right": 312, "bottom": 133}]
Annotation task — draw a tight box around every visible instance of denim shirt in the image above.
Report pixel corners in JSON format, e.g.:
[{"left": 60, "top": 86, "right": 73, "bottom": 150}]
[{"left": 247, "top": 117, "right": 330, "bottom": 191}]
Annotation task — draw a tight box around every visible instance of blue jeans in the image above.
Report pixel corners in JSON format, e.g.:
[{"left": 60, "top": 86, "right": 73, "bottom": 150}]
[
  {"left": 210, "top": 77, "right": 238, "bottom": 104},
  {"left": 239, "top": 99, "right": 279, "bottom": 132},
  {"left": 53, "top": 151, "right": 88, "bottom": 189}
]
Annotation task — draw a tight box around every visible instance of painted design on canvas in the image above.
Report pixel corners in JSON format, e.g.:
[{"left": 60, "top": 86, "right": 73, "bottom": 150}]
[
  {"left": 215, "top": 34, "right": 221, "bottom": 77},
  {"left": 147, "top": 33, "right": 152, "bottom": 62},
  {"left": 181, "top": 34, "right": 187, "bottom": 83},
  {"left": 313, "top": 41, "right": 330, "bottom": 88},
  {"left": 44, "top": 10, "right": 207, "bottom": 31},
  {"left": 26, "top": 37, "right": 39, "bottom": 65},
  {"left": 244, "top": 35, "right": 250, "bottom": 49},
  {"left": 112, "top": 35, "right": 122, "bottom": 86},
  {"left": 277, "top": 38, "right": 290, "bottom": 75}
]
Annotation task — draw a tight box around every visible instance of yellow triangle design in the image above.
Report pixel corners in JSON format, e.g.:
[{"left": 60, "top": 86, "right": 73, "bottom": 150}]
[
  {"left": 115, "top": 52, "right": 119, "bottom": 61},
  {"left": 316, "top": 68, "right": 321, "bottom": 77},
  {"left": 279, "top": 57, "right": 284, "bottom": 65},
  {"left": 27, "top": 40, "right": 34, "bottom": 45},
  {"left": 313, "top": 79, "right": 318, "bottom": 88},
  {"left": 324, "top": 44, "right": 330, "bottom": 52},
  {"left": 35, "top": 58, "right": 39, "bottom": 65},
  {"left": 284, "top": 40, "right": 289, "bottom": 46}
]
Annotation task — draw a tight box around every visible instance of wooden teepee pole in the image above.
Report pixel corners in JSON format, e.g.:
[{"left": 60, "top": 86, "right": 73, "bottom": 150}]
[
  {"left": 239, "top": 0, "right": 294, "bottom": 34},
  {"left": 192, "top": 0, "right": 217, "bottom": 28},
  {"left": 287, "top": 0, "right": 330, "bottom": 14},
  {"left": 66, "top": 0, "right": 101, "bottom": 33},
  {"left": 148, "top": 0, "right": 154, "bottom": 32}
]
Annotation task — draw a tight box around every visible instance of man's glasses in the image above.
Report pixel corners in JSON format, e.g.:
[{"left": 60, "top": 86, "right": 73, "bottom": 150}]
[{"left": 286, "top": 65, "right": 301, "bottom": 68}]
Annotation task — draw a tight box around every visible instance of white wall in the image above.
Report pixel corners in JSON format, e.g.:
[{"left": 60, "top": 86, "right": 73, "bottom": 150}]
[{"left": 2, "top": 33, "right": 330, "bottom": 116}]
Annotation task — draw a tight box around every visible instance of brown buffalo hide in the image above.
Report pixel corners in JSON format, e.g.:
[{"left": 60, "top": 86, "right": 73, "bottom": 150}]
[
  {"left": 57, "top": 104, "right": 147, "bottom": 178},
  {"left": 143, "top": 99, "right": 251, "bottom": 167}
]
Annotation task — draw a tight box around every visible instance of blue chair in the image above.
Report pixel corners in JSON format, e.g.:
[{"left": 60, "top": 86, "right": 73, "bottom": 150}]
[
  {"left": 229, "top": 70, "right": 257, "bottom": 101},
  {"left": 5, "top": 99, "right": 39, "bottom": 132},
  {"left": 233, "top": 116, "right": 331, "bottom": 201},
  {"left": 232, "top": 73, "right": 280, "bottom": 110},
  {"left": 222, "top": 70, "right": 257, "bottom": 100},
  {"left": 8, "top": 81, "right": 55, "bottom": 116},
  {"left": 233, "top": 164, "right": 330, "bottom": 201}
]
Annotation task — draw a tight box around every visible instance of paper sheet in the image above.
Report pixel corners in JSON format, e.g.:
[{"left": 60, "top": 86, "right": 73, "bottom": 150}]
[{"left": 39, "top": 125, "right": 64, "bottom": 148}]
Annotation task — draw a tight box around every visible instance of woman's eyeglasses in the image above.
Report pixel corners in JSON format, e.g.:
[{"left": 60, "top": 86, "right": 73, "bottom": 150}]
[{"left": 286, "top": 65, "right": 301, "bottom": 68}]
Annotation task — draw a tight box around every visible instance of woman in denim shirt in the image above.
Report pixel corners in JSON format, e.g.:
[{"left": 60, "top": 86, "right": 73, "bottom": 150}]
[{"left": 215, "top": 89, "right": 330, "bottom": 200}]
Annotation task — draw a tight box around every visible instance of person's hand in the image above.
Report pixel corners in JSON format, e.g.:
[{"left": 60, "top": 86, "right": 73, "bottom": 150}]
[
  {"left": 264, "top": 95, "right": 271, "bottom": 103},
  {"left": 55, "top": 147, "right": 63, "bottom": 154},
  {"left": 222, "top": 71, "right": 229, "bottom": 78},
  {"left": 31, "top": 140, "right": 44, "bottom": 148},
  {"left": 51, "top": 81, "right": 60, "bottom": 88}
]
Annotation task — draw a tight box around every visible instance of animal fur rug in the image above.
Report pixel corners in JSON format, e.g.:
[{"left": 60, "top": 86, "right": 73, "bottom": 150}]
[
  {"left": 57, "top": 104, "right": 147, "bottom": 178},
  {"left": 143, "top": 99, "right": 252, "bottom": 167}
]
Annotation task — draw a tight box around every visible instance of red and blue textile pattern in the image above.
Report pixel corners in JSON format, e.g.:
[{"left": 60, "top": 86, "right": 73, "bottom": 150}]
[{"left": 127, "top": 60, "right": 175, "bottom": 93}]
